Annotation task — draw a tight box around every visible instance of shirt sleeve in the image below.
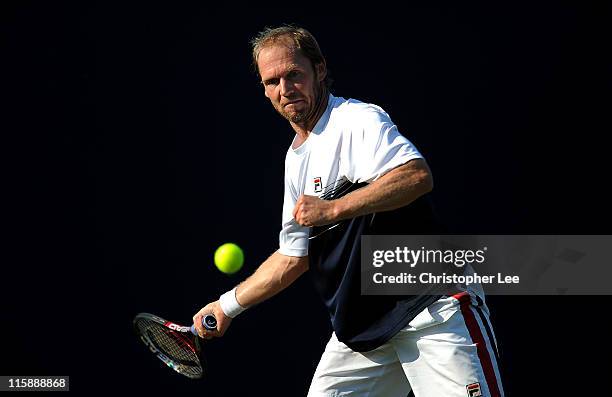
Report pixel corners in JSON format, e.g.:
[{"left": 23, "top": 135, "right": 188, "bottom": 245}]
[
  {"left": 278, "top": 160, "right": 310, "bottom": 257},
  {"left": 341, "top": 108, "right": 423, "bottom": 183}
]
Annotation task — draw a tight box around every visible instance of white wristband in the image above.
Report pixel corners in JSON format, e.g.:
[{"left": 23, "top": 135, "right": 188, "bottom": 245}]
[{"left": 219, "top": 287, "right": 246, "bottom": 318}]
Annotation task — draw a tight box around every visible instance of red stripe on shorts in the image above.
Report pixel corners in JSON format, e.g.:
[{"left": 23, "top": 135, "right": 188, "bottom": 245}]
[{"left": 453, "top": 292, "right": 502, "bottom": 397}]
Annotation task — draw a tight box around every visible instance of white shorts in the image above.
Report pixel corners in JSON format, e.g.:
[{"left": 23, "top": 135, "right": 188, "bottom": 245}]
[{"left": 307, "top": 291, "right": 504, "bottom": 397}]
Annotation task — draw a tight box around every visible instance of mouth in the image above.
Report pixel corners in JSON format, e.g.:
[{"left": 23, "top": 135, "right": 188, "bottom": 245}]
[{"left": 283, "top": 100, "right": 304, "bottom": 107}]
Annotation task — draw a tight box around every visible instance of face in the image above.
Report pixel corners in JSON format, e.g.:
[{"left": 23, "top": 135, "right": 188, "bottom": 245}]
[{"left": 257, "top": 43, "right": 326, "bottom": 125}]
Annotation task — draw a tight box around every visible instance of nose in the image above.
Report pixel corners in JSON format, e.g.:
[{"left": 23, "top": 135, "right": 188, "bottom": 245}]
[{"left": 279, "top": 77, "right": 294, "bottom": 97}]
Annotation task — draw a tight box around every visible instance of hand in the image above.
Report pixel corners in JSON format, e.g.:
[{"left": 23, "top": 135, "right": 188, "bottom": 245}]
[
  {"left": 192, "top": 301, "right": 232, "bottom": 339},
  {"left": 293, "top": 195, "right": 337, "bottom": 226}
]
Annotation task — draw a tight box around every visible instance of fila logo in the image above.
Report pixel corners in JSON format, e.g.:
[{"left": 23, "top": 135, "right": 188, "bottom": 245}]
[
  {"left": 313, "top": 177, "right": 322, "bottom": 193},
  {"left": 466, "top": 382, "right": 482, "bottom": 397}
]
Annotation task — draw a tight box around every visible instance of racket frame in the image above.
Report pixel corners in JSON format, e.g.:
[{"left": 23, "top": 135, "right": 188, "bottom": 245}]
[{"left": 134, "top": 313, "right": 209, "bottom": 379}]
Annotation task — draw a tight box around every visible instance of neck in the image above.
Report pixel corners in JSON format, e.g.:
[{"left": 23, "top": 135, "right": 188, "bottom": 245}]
[{"left": 291, "top": 85, "right": 329, "bottom": 139}]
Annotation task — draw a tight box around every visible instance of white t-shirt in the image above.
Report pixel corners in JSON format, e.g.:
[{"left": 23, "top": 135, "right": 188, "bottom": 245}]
[{"left": 278, "top": 94, "right": 424, "bottom": 257}]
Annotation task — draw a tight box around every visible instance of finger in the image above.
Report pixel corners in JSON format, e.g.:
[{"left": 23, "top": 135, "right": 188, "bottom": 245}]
[
  {"left": 193, "top": 318, "right": 203, "bottom": 337},
  {"left": 299, "top": 209, "right": 309, "bottom": 225},
  {"left": 201, "top": 328, "right": 219, "bottom": 339},
  {"left": 214, "top": 321, "right": 226, "bottom": 336},
  {"left": 294, "top": 207, "right": 302, "bottom": 223},
  {"left": 293, "top": 199, "right": 302, "bottom": 218},
  {"left": 193, "top": 312, "right": 207, "bottom": 336}
]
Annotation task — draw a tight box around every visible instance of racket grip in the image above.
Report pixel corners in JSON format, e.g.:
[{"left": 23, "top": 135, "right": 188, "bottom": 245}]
[{"left": 190, "top": 314, "right": 218, "bottom": 335}]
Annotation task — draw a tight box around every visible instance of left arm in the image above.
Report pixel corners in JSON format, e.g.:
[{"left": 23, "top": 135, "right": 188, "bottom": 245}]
[{"left": 293, "top": 158, "right": 433, "bottom": 226}]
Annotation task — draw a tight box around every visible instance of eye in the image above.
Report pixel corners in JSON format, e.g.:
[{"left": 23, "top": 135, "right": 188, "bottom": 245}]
[
  {"left": 286, "top": 70, "right": 301, "bottom": 79},
  {"left": 263, "top": 78, "right": 279, "bottom": 87}
]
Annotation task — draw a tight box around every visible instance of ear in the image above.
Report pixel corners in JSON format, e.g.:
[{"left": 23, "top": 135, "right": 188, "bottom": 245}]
[{"left": 315, "top": 62, "right": 327, "bottom": 83}]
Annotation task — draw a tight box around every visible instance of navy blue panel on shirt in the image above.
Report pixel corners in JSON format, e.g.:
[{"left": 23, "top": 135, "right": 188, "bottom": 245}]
[{"left": 308, "top": 182, "right": 447, "bottom": 352}]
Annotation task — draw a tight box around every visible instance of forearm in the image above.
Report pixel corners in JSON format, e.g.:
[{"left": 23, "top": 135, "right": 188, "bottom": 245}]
[
  {"left": 334, "top": 158, "right": 433, "bottom": 221},
  {"left": 234, "top": 251, "right": 309, "bottom": 308}
]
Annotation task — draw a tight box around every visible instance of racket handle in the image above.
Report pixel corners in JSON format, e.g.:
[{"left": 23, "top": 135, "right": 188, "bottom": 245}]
[{"left": 190, "top": 314, "right": 218, "bottom": 335}]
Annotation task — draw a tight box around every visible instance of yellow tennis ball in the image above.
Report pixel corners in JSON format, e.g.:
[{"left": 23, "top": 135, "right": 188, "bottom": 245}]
[{"left": 214, "top": 243, "right": 244, "bottom": 274}]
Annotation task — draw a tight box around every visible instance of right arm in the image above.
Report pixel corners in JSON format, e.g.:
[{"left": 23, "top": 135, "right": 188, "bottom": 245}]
[
  {"left": 192, "top": 251, "right": 308, "bottom": 338},
  {"left": 194, "top": 149, "right": 310, "bottom": 338},
  {"left": 236, "top": 251, "right": 309, "bottom": 307}
]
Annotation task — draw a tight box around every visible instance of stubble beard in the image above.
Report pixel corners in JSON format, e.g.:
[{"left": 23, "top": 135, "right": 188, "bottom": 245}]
[
  {"left": 278, "top": 104, "right": 307, "bottom": 123},
  {"left": 276, "top": 80, "right": 326, "bottom": 126}
]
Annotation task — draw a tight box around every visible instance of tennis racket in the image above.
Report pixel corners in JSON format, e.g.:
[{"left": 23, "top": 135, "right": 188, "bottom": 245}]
[{"left": 133, "top": 312, "right": 217, "bottom": 379}]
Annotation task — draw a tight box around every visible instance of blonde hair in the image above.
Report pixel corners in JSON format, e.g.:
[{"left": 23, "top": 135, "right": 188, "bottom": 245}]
[{"left": 250, "top": 24, "right": 333, "bottom": 88}]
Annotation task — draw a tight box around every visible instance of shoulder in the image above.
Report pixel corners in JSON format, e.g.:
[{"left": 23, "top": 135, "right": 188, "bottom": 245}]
[{"left": 330, "top": 95, "right": 393, "bottom": 129}]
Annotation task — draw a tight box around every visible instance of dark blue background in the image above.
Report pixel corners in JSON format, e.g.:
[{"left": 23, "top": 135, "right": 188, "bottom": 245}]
[{"left": 3, "top": 2, "right": 610, "bottom": 395}]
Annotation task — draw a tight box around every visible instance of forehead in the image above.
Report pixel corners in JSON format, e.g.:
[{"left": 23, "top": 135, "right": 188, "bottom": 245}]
[{"left": 257, "top": 44, "right": 312, "bottom": 79}]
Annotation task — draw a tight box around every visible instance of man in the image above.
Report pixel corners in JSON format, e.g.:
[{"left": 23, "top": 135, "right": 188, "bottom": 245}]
[{"left": 193, "top": 25, "right": 504, "bottom": 397}]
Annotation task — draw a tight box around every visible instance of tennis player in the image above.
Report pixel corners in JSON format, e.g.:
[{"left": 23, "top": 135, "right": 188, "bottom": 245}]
[{"left": 193, "top": 25, "right": 504, "bottom": 397}]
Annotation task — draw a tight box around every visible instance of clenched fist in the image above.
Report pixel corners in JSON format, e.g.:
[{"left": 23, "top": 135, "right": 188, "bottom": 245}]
[
  {"left": 292, "top": 195, "right": 337, "bottom": 226},
  {"left": 192, "top": 301, "right": 232, "bottom": 339}
]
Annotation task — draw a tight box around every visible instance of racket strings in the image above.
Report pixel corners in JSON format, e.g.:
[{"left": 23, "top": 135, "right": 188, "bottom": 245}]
[
  {"left": 136, "top": 319, "right": 202, "bottom": 378},
  {"left": 146, "top": 326, "right": 197, "bottom": 363}
]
